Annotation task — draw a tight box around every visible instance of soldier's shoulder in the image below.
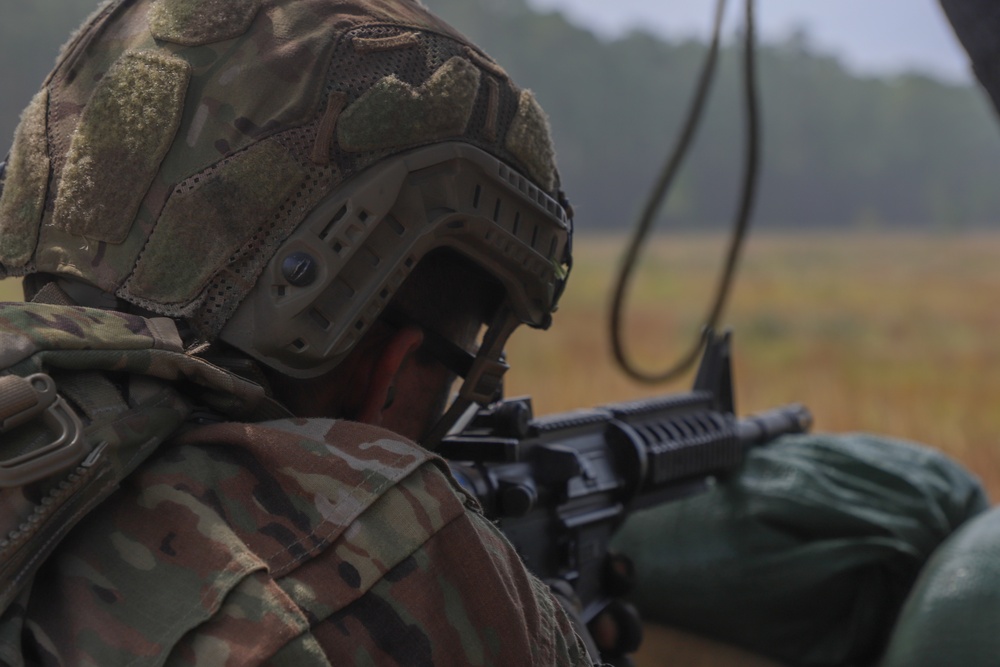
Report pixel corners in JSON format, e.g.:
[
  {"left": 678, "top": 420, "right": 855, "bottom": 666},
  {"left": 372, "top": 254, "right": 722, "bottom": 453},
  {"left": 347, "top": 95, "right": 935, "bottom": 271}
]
[
  {"left": 136, "top": 417, "right": 449, "bottom": 569},
  {"left": 20, "top": 417, "right": 468, "bottom": 663}
]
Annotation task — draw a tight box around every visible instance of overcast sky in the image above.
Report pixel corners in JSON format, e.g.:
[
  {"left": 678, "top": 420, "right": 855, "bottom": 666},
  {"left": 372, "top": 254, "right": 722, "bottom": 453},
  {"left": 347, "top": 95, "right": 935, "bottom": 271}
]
[{"left": 527, "top": 0, "right": 973, "bottom": 83}]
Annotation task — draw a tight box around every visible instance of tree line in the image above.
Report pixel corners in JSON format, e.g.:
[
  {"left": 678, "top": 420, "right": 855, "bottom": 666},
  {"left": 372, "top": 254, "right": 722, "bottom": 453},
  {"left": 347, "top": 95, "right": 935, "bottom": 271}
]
[
  {"left": 425, "top": 0, "right": 1000, "bottom": 231},
  {"left": 5, "top": 0, "right": 1000, "bottom": 230}
]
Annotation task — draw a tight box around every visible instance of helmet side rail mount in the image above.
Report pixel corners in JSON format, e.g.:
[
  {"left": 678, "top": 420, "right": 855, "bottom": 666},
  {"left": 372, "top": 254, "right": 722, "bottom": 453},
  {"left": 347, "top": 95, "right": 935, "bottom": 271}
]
[
  {"left": 221, "top": 142, "right": 571, "bottom": 378},
  {"left": 219, "top": 142, "right": 572, "bottom": 442}
]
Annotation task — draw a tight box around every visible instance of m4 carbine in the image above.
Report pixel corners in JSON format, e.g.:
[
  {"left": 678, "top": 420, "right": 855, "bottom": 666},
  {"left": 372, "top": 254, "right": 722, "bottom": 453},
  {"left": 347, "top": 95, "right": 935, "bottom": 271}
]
[{"left": 442, "top": 331, "right": 811, "bottom": 661}]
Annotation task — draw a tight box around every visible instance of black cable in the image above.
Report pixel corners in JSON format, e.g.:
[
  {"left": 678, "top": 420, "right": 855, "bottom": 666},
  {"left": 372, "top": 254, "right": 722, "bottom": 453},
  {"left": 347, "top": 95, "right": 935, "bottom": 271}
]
[{"left": 609, "top": 0, "right": 760, "bottom": 384}]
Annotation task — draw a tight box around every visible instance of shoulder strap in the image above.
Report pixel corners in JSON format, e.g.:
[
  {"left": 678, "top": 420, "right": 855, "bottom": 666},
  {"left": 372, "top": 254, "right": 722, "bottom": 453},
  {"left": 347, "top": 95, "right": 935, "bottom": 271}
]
[
  {"left": 0, "top": 287, "right": 289, "bottom": 617},
  {"left": 0, "top": 286, "right": 187, "bottom": 613},
  {"left": 0, "top": 371, "right": 121, "bottom": 613}
]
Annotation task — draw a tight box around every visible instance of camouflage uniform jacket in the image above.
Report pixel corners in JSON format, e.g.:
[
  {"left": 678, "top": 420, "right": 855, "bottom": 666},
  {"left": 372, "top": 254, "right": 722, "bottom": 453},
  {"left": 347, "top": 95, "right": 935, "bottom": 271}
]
[{"left": 0, "top": 302, "right": 592, "bottom": 666}]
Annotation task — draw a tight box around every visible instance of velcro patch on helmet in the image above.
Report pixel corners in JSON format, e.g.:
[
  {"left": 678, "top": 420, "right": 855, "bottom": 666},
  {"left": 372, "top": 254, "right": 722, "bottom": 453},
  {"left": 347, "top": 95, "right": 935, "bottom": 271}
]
[
  {"left": 149, "top": 0, "right": 262, "bottom": 47},
  {"left": 53, "top": 50, "right": 191, "bottom": 245},
  {"left": 0, "top": 90, "right": 50, "bottom": 270},
  {"left": 505, "top": 90, "right": 557, "bottom": 192},
  {"left": 338, "top": 56, "right": 481, "bottom": 152},
  {"left": 127, "top": 140, "right": 306, "bottom": 305}
]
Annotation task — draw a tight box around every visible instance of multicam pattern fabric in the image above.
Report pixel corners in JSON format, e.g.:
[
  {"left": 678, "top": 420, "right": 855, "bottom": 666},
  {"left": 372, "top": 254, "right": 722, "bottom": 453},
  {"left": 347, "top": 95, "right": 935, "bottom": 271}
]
[
  {"left": 17, "top": 421, "right": 592, "bottom": 666},
  {"left": 0, "top": 302, "right": 281, "bottom": 420},
  {"left": 0, "top": 302, "right": 592, "bottom": 665},
  {"left": 0, "top": 0, "right": 562, "bottom": 341},
  {"left": 0, "top": 301, "right": 286, "bottom": 619}
]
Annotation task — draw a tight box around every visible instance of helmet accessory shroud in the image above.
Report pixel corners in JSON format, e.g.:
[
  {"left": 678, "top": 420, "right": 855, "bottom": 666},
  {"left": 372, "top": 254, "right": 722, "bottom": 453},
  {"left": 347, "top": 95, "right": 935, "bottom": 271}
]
[
  {"left": 221, "top": 142, "right": 570, "bottom": 378},
  {"left": 220, "top": 141, "right": 571, "bottom": 440}
]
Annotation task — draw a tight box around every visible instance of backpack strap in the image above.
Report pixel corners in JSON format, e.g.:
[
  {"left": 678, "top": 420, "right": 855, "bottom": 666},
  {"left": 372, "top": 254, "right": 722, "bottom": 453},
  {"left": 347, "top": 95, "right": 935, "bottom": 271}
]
[
  {"left": 54, "top": 371, "right": 129, "bottom": 425},
  {"left": 0, "top": 372, "right": 117, "bottom": 612},
  {"left": 0, "top": 287, "right": 284, "bottom": 615},
  {"left": 0, "top": 284, "right": 124, "bottom": 612}
]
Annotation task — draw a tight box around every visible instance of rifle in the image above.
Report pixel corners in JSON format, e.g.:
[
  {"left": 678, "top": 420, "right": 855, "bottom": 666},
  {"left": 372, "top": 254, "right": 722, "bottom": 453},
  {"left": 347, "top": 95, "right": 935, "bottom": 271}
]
[{"left": 441, "top": 330, "right": 812, "bottom": 663}]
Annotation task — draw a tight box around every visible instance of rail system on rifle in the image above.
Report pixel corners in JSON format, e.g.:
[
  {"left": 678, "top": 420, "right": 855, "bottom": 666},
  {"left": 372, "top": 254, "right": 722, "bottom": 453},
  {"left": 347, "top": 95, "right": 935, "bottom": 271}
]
[{"left": 442, "top": 331, "right": 812, "bottom": 663}]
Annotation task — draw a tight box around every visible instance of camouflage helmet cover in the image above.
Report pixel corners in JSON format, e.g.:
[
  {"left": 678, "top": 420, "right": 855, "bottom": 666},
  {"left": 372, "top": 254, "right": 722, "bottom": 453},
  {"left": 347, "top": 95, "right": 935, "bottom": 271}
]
[{"left": 0, "top": 0, "right": 572, "bottom": 384}]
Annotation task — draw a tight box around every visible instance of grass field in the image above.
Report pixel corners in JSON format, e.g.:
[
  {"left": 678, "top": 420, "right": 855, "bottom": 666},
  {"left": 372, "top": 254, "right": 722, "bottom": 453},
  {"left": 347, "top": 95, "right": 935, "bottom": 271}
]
[
  {"left": 503, "top": 232, "right": 1000, "bottom": 667},
  {"left": 505, "top": 232, "right": 1000, "bottom": 498},
  {"left": 3, "top": 232, "right": 998, "bottom": 665}
]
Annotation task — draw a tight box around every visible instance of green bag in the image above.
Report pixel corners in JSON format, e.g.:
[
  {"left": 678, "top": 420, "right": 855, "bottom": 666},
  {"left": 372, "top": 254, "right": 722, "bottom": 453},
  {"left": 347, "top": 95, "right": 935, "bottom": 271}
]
[{"left": 612, "top": 432, "right": 988, "bottom": 666}]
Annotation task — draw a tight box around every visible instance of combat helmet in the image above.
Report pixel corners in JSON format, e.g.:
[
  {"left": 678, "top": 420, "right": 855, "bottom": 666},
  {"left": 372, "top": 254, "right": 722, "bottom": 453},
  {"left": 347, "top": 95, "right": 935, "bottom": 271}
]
[{"left": 0, "top": 0, "right": 572, "bottom": 438}]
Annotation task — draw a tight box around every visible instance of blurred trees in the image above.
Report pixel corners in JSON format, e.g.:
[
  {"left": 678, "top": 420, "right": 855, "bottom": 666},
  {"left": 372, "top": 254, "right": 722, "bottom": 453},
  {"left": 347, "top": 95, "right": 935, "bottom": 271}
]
[
  {"left": 4, "top": 0, "right": 1000, "bottom": 230},
  {"left": 1, "top": 0, "right": 102, "bottom": 147},
  {"left": 427, "top": 0, "right": 1000, "bottom": 231}
]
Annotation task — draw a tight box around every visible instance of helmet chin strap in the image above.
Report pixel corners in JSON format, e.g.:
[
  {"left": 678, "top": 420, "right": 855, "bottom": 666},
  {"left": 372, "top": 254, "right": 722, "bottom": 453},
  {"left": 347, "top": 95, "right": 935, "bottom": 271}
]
[{"left": 421, "top": 304, "right": 520, "bottom": 448}]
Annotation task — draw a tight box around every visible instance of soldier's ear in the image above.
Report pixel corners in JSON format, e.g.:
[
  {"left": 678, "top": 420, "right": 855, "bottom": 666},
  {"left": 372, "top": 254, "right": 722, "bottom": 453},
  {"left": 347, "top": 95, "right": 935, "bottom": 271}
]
[{"left": 357, "top": 326, "right": 424, "bottom": 426}]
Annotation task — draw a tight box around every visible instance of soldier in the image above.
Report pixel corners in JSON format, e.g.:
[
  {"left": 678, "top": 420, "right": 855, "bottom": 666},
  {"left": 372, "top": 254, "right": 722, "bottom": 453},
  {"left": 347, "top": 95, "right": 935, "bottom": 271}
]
[{"left": 0, "top": 0, "right": 594, "bottom": 663}]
